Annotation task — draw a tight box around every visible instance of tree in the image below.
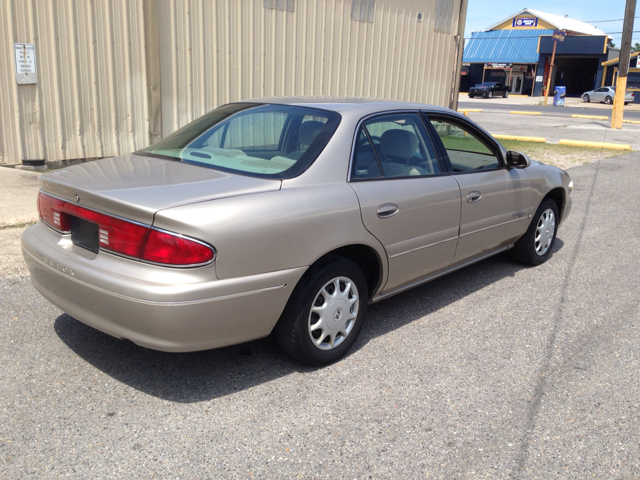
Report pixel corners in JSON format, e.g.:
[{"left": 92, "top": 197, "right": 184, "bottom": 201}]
[{"left": 632, "top": 42, "right": 640, "bottom": 52}]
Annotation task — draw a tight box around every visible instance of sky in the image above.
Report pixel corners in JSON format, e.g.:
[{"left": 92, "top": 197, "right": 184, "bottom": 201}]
[{"left": 464, "top": 0, "right": 638, "bottom": 47}]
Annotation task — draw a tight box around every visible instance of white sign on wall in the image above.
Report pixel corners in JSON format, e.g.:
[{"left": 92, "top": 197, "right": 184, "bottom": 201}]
[
  {"left": 535, "top": 75, "right": 543, "bottom": 83},
  {"left": 14, "top": 43, "right": 37, "bottom": 84}
]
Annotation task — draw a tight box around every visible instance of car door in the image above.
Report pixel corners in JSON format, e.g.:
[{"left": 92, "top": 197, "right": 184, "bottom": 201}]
[
  {"left": 423, "top": 113, "right": 531, "bottom": 264},
  {"left": 349, "top": 112, "right": 461, "bottom": 293},
  {"left": 593, "top": 87, "right": 608, "bottom": 102}
]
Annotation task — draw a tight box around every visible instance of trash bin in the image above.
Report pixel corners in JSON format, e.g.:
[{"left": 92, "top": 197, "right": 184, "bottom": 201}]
[{"left": 553, "top": 86, "right": 566, "bottom": 106}]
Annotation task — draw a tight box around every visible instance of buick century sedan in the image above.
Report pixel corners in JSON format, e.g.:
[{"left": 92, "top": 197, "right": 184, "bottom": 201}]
[{"left": 22, "top": 97, "right": 572, "bottom": 365}]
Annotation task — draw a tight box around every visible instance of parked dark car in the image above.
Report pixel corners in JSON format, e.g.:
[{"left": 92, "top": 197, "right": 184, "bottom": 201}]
[{"left": 468, "top": 82, "right": 510, "bottom": 99}]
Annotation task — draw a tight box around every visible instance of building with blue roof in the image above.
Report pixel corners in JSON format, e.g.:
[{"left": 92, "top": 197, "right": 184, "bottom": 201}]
[{"left": 461, "top": 9, "right": 620, "bottom": 98}]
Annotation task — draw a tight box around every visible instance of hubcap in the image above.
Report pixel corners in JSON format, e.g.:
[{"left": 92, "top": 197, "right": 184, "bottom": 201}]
[
  {"left": 308, "top": 276, "right": 359, "bottom": 350},
  {"left": 534, "top": 208, "right": 556, "bottom": 256}
]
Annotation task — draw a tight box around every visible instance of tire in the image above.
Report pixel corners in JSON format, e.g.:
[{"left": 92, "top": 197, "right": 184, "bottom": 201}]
[
  {"left": 509, "top": 199, "right": 559, "bottom": 266},
  {"left": 274, "top": 255, "right": 368, "bottom": 366},
  {"left": 468, "top": 94, "right": 474, "bottom": 98},
  {"left": 504, "top": 91, "right": 509, "bottom": 98},
  {"left": 625, "top": 102, "right": 629, "bottom": 106},
  {"left": 582, "top": 94, "right": 590, "bottom": 103},
  {"left": 487, "top": 91, "right": 493, "bottom": 99},
  {"left": 605, "top": 96, "right": 613, "bottom": 105}
]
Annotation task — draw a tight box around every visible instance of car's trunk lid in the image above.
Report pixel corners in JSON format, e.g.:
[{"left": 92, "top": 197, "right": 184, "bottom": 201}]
[{"left": 39, "top": 154, "right": 281, "bottom": 225}]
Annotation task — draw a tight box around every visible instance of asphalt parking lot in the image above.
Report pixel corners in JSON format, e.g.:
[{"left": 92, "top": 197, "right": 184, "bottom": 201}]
[{"left": 2, "top": 156, "right": 639, "bottom": 478}]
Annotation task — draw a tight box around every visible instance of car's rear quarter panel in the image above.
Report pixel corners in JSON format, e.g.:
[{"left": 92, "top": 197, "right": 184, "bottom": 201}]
[{"left": 153, "top": 183, "right": 387, "bottom": 282}]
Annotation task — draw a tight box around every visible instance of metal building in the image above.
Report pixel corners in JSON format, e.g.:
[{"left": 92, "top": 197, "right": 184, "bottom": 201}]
[{"left": 1, "top": 0, "right": 467, "bottom": 166}]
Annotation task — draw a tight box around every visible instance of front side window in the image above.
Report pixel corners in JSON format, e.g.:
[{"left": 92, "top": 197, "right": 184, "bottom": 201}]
[
  {"left": 428, "top": 118, "right": 500, "bottom": 172},
  {"left": 139, "top": 103, "right": 340, "bottom": 179},
  {"left": 351, "top": 113, "right": 440, "bottom": 180}
]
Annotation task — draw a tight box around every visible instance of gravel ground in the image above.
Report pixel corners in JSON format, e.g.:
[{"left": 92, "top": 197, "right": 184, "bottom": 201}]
[{"left": 1, "top": 154, "right": 639, "bottom": 478}]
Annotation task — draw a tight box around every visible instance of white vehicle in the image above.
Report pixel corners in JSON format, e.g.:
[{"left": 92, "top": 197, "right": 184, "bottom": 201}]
[{"left": 582, "top": 86, "right": 634, "bottom": 105}]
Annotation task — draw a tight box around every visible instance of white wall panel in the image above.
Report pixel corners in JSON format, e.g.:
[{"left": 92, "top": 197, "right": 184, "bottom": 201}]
[
  {"left": 1, "top": 0, "right": 464, "bottom": 164},
  {"left": 0, "top": 0, "right": 148, "bottom": 164},
  {"left": 159, "top": 0, "right": 463, "bottom": 135}
]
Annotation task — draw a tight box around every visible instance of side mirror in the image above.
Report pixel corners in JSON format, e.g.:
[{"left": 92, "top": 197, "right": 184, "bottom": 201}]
[{"left": 506, "top": 150, "right": 531, "bottom": 169}]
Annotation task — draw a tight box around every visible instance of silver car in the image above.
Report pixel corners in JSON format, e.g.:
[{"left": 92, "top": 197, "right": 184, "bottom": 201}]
[
  {"left": 582, "top": 86, "right": 634, "bottom": 105},
  {"left": 22, "top": 97, "right": 573, "bottom": 365}
]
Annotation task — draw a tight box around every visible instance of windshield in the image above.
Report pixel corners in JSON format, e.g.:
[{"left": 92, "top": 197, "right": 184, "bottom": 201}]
[
  {"left": 477, "top": 82, "right": 497, "bottom": 87},
  {"left": 139, "top": 103, "right": 341, "bottom": 179}
]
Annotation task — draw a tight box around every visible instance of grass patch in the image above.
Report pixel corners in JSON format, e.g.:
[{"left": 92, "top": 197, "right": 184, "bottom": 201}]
[
  {"left": 0, "top": 220, "right": 37, "bottom": 231},
  {"left": 498, "top": 139, "right": 627, "bottom": 170}
]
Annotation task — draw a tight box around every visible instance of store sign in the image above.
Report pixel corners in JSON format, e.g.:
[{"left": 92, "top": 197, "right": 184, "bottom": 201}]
[
  {"left": 14, "top": 43, "right": 37, "bottom": 84},
  {"left": 553, "top": 30, "right": 566, "bottom": 41},
  {"left": 484, "top": 63, "right": 512, "bottom": 69},
  {"left": 512, "top": 17, "right": 538, "bottom": 28}
]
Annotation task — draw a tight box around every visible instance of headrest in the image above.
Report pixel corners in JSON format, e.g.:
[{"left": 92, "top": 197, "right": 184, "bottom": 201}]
[
  {"left": 299, "top": 121, "right": 325, "bottom": 145},
  {"left": 379, "top": 129, "right": 418, "bottom": 159}
]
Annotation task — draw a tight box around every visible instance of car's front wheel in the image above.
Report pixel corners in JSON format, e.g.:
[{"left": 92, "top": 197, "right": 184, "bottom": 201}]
[
  {"left": 583, "top": 94, "right": 590, "bottom": 103},
  {"left": 605, "top": 95, "right": 613, "bottom": 105},
  {"left": 487, "top": 91, "right": 493, "bottom": 99},
  {"left": 504, "top": 90, "right": 509, "bottom": 98},
  {"left": 275, "top": 256, "right": 368, "bottom": 365},
  {"left": 468, "top": 94, "right": 474, "bottom": 98},
  {"left": 509, "top": 198, "right": 559, "bottom": 266}
]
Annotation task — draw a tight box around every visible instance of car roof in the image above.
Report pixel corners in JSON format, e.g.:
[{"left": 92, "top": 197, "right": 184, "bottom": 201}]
[{"left": 235, "top": 95, "right": 455, "bottom": 117}]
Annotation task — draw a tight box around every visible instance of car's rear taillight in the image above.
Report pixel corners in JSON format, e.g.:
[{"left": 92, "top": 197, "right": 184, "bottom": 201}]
[
  {"left": 38, "top": 191, "right": 71, "bottom": 232},
  {"left": 141, "top": 229, "right": 214, "bottom": 265},
  {"left": 37, "top": 192, "right": 214, "bottom": 266}
]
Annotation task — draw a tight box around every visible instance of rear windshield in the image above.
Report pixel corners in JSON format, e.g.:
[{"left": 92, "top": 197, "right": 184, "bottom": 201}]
[{"left": 138, "top": 103, "right": 341, "bottom": 179}]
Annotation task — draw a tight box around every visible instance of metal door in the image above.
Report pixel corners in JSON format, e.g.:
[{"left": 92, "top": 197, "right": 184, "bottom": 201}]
[{"left": 351, "top": 177, "right": 461, "bottom": 292}]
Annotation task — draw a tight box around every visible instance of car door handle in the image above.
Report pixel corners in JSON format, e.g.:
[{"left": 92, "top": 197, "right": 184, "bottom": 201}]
[
  {"left": 466, "top": 191, "right": 482, "bottom": 203},
  {"left": 376, "top": 204, "right": 399, "bottom": 218}
]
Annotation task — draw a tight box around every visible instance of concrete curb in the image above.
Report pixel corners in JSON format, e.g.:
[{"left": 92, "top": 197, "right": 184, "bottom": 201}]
[
  {"left": 510, "top": 111, "right": 541, "bottom": 116},
  {"left": 558, "top": 140, "right": 631, "bottom": 150},
  {"left": 492, "top": 134, "right": 546, "bottom": 143},
  {"left": 571, "top": 114, "right": 609, "bottom": 120}
]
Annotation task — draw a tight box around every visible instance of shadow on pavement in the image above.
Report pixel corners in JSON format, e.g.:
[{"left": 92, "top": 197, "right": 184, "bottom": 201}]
[{"left": 54, "top": 240, "right": 564, "bottom": 403}]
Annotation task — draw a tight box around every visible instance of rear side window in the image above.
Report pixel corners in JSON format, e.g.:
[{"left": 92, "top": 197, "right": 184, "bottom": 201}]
[
  {"left": 351, "top": 113, "right": 440, "bottom": 180},
  {"left": 428, "top": 118, "right": 500, "bottom": 172},
  {"left": 139, "top": 103, "right": 340, "bottom": 179}
]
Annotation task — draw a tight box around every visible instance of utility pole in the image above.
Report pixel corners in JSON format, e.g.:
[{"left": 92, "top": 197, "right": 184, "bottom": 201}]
[
  {"left": 612, "top": 0, "right": 636, "bottom": 129},
  {"left": 544, "top": 31, "right": 564, "bottom": 106},
  {"left": 543, "top": 40, "right": 557, "bottom": 106}
]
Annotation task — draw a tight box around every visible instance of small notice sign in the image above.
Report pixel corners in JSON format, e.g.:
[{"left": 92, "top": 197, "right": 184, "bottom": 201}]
[
  {"left": 535, "top": 75, "right": 543, "bottom": 82},
  {"left": 14, "top": 43, "right": 37, "bottom": 84}
]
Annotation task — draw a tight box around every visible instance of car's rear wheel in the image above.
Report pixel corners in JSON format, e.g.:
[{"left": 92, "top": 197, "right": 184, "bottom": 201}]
[
  {"left": 582, "top": 94, "right": 590, "bottom": 103},
  {"left": 509, "top": 199, "right": 559, "bottom": 266},
  {"left": 605, "top": 96, "right": 613, "bottom": 105},
  {"left": 275, "top": 256, "right": 368, "bottom": 365},
  {"left": 504, "top": 90, "right": 509, "bottom": 98}
]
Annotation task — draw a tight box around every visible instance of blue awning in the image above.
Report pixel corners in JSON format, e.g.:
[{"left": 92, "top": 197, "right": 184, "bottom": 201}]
[{"left": 463, "top": 29, "right": 554, "bottom": 64}]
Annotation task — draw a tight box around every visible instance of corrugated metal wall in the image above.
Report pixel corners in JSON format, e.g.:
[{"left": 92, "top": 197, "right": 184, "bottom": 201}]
[
  {"left": 159, "top": 0, "right": 461, "bottom": 133},
  {"left": 1, "top": 0, "right": 463, "bottom": 165},
  {"left": 0, "top": 0, "right": 149, "bottom": 165}
]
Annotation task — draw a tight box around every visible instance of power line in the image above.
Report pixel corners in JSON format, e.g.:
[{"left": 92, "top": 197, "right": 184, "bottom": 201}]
[{"left": 582, "top": 16, "right": 640, "bottom": 23}]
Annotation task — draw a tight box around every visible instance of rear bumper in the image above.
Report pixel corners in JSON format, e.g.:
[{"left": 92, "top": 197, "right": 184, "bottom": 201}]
[{"left": 22, "top": 222, "right": 306, "bottom": 352}]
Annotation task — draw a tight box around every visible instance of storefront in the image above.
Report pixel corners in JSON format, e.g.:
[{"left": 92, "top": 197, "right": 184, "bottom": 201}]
[
  {"left": 480, "top": 63, "right": 536, "bottom": 95},
  {"left": 462, "top": 8, "right": 611, "bottom": 98},
  {"left": 600, "top": 52, "right": 640, "bottom": 104}
]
